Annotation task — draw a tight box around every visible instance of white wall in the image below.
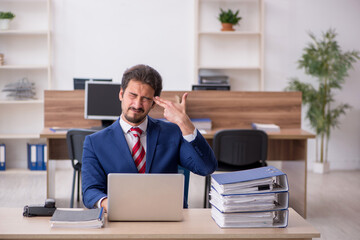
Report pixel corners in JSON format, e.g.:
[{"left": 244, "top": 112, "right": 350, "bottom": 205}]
[
  {"left": 51, "top": 0, "right": 360, "bottom": 170},
  {"left": 264, "top": 0, "right": 360, "bottom": 170}
]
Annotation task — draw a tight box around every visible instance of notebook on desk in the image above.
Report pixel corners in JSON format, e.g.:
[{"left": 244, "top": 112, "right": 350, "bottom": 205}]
[{"left": 107, "top": 173, "right": 184, "bottom": 221}]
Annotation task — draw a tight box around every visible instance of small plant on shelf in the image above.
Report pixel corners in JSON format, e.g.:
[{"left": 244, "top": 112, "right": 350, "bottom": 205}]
[
  {"left": 218, "top": 8, "right": 242, "bottom": 31},
  {"left": 0, "top": 11, "right": 15, "bottom": 30},
  {"left": 0, "top": 11, "right": 15, "bottom": 20}
]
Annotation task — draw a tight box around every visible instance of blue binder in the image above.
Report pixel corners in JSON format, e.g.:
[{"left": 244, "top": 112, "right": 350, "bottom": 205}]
[
  {"left": 27, "top": 144, "right": 47, "bottom": 171},
  {"left": 210, "top": 191, "right": 289, "bottom": 213},
  {"left": 211, "top": 208, "right": 289, "bottom": 228},
  {"left": 211, "top": 166, "right": 289, "bottom": 195},
  {"left": 0, "top": 144, "right": 5, "bottom": 171}
]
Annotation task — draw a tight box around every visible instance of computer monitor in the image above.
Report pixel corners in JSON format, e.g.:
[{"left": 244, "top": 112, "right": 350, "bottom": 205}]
[
  {"left": 85, "top": 82, "right": 122, "bottom": 128},
  {"left": 74, "top": 78, "right": 112, "bottom": 90}
]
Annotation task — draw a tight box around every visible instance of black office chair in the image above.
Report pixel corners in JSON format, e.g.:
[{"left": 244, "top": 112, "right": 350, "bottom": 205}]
[
  {"left": 66, "top": 129, "right": 97, "bottom": 208},
  {"left": 204, "top": 129, "right": 268, "bottom": 208}
]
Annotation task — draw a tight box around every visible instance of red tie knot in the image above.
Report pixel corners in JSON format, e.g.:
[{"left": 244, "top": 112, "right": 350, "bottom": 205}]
[{"left": 130, "top": 127, "right": 143, "bottom": 136}]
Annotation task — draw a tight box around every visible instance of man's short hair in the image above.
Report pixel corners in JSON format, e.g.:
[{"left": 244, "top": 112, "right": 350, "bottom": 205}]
[{"left": 121, "top": 64, "right": 163, "bottom": 97}]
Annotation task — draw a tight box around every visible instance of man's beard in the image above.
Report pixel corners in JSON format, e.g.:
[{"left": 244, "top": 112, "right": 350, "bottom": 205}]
[{"left": 123, "top": 107, "right": 145, "bottom": 124}]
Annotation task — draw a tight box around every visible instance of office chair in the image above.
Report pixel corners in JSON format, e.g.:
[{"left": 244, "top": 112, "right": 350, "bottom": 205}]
[
  {"left": 204, "top": 129, "right": 268, "bottom": 208},
  {"left": 66, "top": 129, "right": 97, "bottom": 208},
  {"left": 177, "top": 165, "right": 190, "bottom": 208}
]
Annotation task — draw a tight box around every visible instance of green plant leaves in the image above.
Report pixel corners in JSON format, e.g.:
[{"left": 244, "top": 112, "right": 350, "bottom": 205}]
[
  {"left": 218, "top": 8, "right": 242, "bottom": 25},
  {"left": 286, "top": 29, "right": 360, "bottom": 162},
  {"left": 0, "top": 12, "right": 15, "bottom": 20}
]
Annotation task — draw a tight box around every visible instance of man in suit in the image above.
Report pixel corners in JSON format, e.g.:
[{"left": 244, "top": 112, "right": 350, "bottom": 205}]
[{"left": 82, "top": 64, "right": 217, "bottom": 211}]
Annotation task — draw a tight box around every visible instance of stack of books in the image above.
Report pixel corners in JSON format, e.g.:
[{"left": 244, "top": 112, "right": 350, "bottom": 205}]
[{"left": 210, "top": 166, "right": 289, "bottom": 228}]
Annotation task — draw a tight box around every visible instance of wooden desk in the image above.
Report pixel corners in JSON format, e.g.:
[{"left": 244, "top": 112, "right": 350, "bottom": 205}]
[
  {"left": 42, "top": 90, "right": 315, "bottom": 218},
  {"left": 0, "top": 208, "right": 320, "bottom": 240},
  {"left": 40, "top": 128, "right": 314, "bottom": 218}
]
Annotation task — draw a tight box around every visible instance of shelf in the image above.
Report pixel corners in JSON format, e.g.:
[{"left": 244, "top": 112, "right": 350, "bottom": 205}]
[
  {"left": 0, "top": 29, "right": 48, "bottom": 36},
  {"left": 0, "top": 99, "right": 44, "bottom": 104},
  {"left": 0, "top": 65, "right": 49, "bottom": 70},
  {"left": 0, "top": 134, "right": 40, "bottom": 139},
  {"left": 199, "top": 31, "right": 261, "bottom": 36},
  {"left": 199, "top": 66, "right": 261, "bottom": 70}
]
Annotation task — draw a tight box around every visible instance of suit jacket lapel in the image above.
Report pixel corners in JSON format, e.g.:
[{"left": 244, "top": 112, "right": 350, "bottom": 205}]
[
  {"left": 146, "top": 117, "right": 159, "bottom": 173},
  {"left": 110, "top": 119, "right": 138, "bottom": 173}
]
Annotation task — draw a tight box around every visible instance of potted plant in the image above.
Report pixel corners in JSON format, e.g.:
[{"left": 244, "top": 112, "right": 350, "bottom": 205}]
[
  {"left": 0, "top": 11, "right": 15, "bottom": 30},
  {"left": 218, "top": 8, "right": 242, "bottom": 31},
  {"left": 286, "top": 29, "right": 359, "bottom": 173}
]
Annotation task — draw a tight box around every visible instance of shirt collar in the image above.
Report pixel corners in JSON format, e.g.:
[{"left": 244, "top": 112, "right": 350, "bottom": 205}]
[{"left": 119, "top": 115, "right": 148, "bottom": 134}]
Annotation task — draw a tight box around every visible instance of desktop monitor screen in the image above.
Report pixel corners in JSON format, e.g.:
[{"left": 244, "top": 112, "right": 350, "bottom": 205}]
[
  {"left": 74, "top": 78, "right": 112, "bottom": 90},
  {"left": 85, "top": 82, "right": 122, "bottom": 121}
]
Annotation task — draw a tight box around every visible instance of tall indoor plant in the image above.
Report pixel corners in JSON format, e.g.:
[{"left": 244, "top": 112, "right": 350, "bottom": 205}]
[{"left": 286, "top": 29, "right": 359, "bottom": 173}]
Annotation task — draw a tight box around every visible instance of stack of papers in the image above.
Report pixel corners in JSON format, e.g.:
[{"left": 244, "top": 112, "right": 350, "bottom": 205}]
[
  {"left": 191, "top": 118, "right": 212, "bottom": 131},
  {"left": 210, "top": 166, "right": 289, "bottom": 228},
  {"left": 50, "top": 208, "right": 104, "bottom": 228},
  {"left": 251, "top": 123, "right": 280, "bottom": 132}
]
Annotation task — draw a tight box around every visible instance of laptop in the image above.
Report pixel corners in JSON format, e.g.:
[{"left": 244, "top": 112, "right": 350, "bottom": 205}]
[{"left": 107, "top": 173, "right": 184, "bottom": 221}]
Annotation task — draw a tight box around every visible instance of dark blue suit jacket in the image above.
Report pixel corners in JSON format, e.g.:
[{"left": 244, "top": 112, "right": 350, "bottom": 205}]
[{"left": 81, "top": 116, "right": 217, "bottom": 209}]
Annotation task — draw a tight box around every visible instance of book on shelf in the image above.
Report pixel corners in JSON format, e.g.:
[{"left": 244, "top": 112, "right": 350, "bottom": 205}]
[
  {"left": 251, "top": 123, "right": 280, "bottom": 132},
  {"left": 210, "top": 166, "right": 289, "bottom": 228},
  {"left": 50, "top": 208, "right": 104, "bottom": 228}
]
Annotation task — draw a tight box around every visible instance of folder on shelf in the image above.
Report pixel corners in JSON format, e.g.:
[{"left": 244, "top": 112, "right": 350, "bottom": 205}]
[
  {"left": 210, "top": 191, "right": 289, "bottom": 213},
  {"left": 211, "top": 208, "right": 289, "bottom": 228},
  {"left": 50, "top": 208, "right": 104, "bottom": 228},
  {"left": 0, "top": 144, "right": 5, "bottom": 171},
  {"left": 211, "top": 166, "right": 289, "bottom": 195},
  {"left": 27, "top": 143, "right": 47, "bottom": 171}
]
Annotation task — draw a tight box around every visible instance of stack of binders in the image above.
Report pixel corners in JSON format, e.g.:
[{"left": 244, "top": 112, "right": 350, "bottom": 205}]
[{"left": 210, "top": 166, "right": 289, "bottom": 228}]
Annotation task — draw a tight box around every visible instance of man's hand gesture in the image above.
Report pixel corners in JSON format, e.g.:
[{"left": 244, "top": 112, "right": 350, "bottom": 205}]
[{"left": 154, "top": 93, "right": 195, "bottom": 136}]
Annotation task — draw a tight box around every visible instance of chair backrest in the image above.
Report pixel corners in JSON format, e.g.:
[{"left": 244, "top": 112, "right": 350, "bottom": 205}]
[
  {"left": 177, "top": 165, "right": 190, "bottom": 208},
  {"left": 213, "top": 129, "right": 268, "bottom": 167},
  {"left": 66, "top": 129, "right": 97, "bottom": 169}
]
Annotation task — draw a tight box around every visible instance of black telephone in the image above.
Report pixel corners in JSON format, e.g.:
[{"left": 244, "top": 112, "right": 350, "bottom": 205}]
[{"left": 23, "top": 199, "right": 56, "bottom": 217}]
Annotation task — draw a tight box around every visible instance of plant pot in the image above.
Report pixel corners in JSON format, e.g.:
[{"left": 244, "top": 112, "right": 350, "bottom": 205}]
[
  {"left": 221, "top": 23, "right": 235, "bottom": 31},
  {"left": 313, "top": 162, "right": 330, "bottom": 174},
  {"left": 0, "top": 19, "right": 10, "bottom": 30}
]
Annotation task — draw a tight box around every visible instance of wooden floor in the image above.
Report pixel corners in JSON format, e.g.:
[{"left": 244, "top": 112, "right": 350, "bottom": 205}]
[{"left": 0, "top": 167, "right": 359, "bottom": 240}]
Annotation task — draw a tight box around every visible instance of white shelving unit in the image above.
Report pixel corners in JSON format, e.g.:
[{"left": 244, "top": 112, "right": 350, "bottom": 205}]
[
  {"left": 0, "top": 0, "right": 51, "bottom": 168},
  {"left": 194, "top": 0, "right": 264, "bottom": 90}
]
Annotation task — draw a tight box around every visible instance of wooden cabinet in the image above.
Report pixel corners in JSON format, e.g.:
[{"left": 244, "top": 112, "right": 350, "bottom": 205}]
[
  {"left": 194, "top": 0, "right": 264, "bottom": 90},
  {"left": 0, "top": 0, "right": 51, "bottom": 168}
]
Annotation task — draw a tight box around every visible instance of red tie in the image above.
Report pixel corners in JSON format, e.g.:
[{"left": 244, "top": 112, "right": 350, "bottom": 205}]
[{"left": 130, "top": 127, "right": 146, "bottom": 173}]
